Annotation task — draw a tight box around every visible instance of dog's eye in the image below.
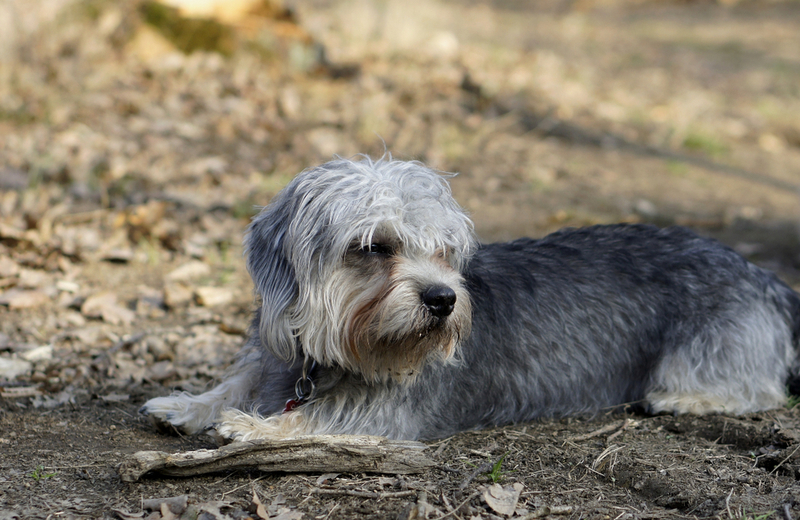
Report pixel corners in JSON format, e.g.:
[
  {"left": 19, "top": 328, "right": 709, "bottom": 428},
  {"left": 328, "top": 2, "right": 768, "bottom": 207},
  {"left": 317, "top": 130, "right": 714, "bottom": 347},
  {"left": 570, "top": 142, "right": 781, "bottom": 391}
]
[{"left": 362, "top": 243, "right": 394, "bottom": 256}]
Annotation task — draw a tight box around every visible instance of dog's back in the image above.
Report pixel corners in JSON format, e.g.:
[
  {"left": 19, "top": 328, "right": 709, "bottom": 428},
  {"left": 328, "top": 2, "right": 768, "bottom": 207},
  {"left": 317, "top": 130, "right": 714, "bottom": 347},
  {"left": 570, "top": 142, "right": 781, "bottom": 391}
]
[{"left": 444, "top": 224, "right": 800, "bottom": 435}]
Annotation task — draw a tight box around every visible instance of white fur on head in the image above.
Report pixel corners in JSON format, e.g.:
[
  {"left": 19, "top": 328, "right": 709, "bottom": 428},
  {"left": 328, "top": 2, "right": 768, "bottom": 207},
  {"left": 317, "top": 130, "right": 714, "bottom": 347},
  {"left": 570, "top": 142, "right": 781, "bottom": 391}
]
[{"left": 245, "top": 155, "right": 476, "bottom": 380}]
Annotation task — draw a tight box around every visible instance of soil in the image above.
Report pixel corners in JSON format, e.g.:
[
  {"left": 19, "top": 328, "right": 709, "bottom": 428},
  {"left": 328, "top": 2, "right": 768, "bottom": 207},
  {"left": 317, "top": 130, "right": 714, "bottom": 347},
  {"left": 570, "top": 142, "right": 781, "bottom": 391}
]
[{"left": 2, "top": 0, "right": 800, "bottom": 518}]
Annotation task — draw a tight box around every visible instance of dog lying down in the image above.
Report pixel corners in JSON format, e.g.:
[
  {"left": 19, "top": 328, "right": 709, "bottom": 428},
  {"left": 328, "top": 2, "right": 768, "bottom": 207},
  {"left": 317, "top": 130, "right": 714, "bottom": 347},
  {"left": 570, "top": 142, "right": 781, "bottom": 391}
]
[{"left": 141, "top": 156, "right": 800, "bottom": 442}]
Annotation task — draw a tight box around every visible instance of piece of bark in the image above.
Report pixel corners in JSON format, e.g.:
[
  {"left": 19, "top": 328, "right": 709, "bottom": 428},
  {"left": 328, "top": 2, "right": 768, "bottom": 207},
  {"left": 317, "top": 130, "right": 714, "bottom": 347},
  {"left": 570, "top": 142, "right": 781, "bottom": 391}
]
[{"left": 119, "top": 435, "right": 434, "bottom": 482}]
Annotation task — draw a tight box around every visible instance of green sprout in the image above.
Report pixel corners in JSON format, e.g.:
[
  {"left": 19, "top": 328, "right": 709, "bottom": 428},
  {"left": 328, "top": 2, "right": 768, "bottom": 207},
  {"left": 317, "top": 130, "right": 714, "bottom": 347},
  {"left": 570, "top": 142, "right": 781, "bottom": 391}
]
[
  {"left": 30, "top": 465, "right": 57, "bottom": 482},
  {"left": 486, "top": 453, "right": 509, "bottom": 483}
]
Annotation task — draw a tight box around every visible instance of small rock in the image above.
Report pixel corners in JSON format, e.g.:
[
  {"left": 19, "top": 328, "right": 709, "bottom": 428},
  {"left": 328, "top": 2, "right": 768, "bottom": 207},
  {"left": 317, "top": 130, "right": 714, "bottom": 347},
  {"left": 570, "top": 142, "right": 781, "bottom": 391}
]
[
  {"left": 18, "top": 269, "right": 49, "bottom": 289},
  {"left": 164, "top": 283, "right": 194, "bottom": 308},
  {"left": 0, "top": 257, "right": 19, "bottom": 278},
  {"left": 759, "top": 133, "right": 786, "bottom": 153},
  {"left": 136, "top": 297, "right": 166, "bottom": 319},
  {"left": 279, "top": 87, "right": 301, "bottom": 118},
  {"left": 100, "top": 303, "right": 137, "bottom": 326},
  {"left": 634, "top": 199, "right": 657, "bottom": 217},
  {"left": 20, "top": 345, "right": 53, "bottom": 363},
  {"left": 166, "top": 261, "right": 211, "bottom": 282},
  {"left": 427, "top": 31, "right": 459, "bottom": 60},
  {"left": 307, "top": 128, "right": 343, "bottom": 158},
  {"left": 57, "top": 311, "right": 87, "bottom": 328},
  {"left": 0, "top": 356, "right": 33, "bottom": 380},
  {"left": 56, "top": 280, "right": 80, "bottom": 293},
  {"left": 101, "top": 248, "right": 134, "bottom": 263},
  {"left": 147, "top": 360, "right": 176, "bottom": 381},
  {"left": 81, "top": 291, "right": 117, "bottom": 319},
  {"left": 195, "top": 286, "right": 233, "bottom": 307},
  {"left": 136, "top": 285, "right": 166, "bottom": 318}
]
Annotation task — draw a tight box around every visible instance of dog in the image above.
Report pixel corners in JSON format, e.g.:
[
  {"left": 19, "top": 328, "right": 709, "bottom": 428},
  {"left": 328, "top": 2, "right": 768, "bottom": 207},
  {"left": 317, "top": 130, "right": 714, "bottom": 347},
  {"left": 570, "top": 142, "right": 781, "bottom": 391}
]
[{"left": 141, "top": 156, "right": 800, "bottom": 442}]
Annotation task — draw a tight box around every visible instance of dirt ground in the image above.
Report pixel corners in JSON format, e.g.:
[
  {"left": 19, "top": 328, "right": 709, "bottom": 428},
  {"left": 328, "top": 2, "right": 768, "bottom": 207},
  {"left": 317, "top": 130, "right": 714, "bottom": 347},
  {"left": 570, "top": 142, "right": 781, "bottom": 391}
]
[{"left": 3, "top": 0, "right": 800, "bottom": 518}]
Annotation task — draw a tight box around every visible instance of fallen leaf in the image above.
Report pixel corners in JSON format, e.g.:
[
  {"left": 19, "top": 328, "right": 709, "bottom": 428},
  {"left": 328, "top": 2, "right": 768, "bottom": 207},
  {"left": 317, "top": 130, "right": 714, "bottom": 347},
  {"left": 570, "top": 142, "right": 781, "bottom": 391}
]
[
  {"left": 142, "top": 495, "right": 188, "bottom": 516},
  {"left": 195, "top": 500, "right": 231, "bottom": 520},
  {"left": 272, "top": 508, "right": 304, "bottom": 520},
  {"left": 483, "top": 483, "right": 524, "bottom": 517},
  {"left": 110, "top": 508, "right": 144, "bottom": 520},
  {"left": 251, "top": 490, "right": 269, "bottom": 520},
  {"left": 315, "top": 473, "right": 339, "bottom": 486},
  {"left": 160, "top": 504, "right": 177, "bottom": 520},
  {"left": 81, "top": 291, "right": 136, "bottom": 325},
  {"left": 0, "top": 289, "right": 51, "bottom": 309},
  {"left": 80, "top": 291, "right": 117, "bottom": 318}
]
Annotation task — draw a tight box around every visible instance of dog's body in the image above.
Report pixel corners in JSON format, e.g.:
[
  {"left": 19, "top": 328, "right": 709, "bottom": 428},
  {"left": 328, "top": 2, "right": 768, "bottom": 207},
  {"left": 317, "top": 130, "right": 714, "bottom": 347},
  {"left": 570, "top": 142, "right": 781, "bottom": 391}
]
[{"left": 142, "top": 157, "right": 800, "bottom": 441}]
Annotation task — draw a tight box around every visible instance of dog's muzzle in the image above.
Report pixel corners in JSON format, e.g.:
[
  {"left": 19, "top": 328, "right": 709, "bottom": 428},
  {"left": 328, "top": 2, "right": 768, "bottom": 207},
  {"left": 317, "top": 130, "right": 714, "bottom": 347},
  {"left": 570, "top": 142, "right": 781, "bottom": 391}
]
[{"left": 421, "top": 285, "right": 457, "bottom": 318}]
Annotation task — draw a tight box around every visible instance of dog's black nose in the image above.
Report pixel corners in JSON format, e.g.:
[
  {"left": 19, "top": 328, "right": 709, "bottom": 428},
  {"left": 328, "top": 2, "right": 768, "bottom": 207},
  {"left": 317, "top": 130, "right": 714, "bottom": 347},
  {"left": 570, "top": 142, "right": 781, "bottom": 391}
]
[{"left": 421, "top": 286, "right": 457, "bottom": 318}]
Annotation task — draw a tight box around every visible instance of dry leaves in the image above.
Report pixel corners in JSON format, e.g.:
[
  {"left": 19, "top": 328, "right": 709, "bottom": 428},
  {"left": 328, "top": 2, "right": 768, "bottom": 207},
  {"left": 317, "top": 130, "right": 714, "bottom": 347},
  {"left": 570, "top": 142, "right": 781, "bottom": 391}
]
[
  {"left": 483, "top": 483, "right": 524, "bottom": 517},
  {"left": 81, "top": 291, "right": 136, "bottom": 326}
]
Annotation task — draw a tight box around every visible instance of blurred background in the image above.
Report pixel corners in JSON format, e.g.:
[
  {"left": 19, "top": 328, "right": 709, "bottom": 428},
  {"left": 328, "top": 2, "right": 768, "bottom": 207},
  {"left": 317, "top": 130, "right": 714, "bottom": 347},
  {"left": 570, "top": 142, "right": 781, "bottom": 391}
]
[
  {"left": 2, "top": 0, "right": 800, "bottom": 249},
  {"left": 1, "top": 0, "right": 800, "bottom": 400}
]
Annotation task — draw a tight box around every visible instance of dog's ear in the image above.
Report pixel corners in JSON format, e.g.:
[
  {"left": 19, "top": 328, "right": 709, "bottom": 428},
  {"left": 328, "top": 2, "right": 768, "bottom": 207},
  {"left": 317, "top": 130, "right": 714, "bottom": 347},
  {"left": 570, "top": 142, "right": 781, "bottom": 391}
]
[{"left": 244, "top": 192, "right": 299, "bottom": 362}]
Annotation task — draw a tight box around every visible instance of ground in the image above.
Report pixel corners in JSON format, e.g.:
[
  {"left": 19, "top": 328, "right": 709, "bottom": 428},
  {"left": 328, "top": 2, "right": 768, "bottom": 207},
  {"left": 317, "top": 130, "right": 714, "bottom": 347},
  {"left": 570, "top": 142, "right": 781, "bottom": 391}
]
[{"left": 2, "top": 0, "right": 800, "bottom": 518}]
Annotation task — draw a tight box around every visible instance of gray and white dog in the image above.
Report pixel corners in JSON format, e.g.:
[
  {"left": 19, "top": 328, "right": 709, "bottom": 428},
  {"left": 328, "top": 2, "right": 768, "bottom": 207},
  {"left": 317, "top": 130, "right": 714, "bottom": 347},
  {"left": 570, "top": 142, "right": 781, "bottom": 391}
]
[{"left": 142, "top": 156, "right": 800, "bottom": 441}]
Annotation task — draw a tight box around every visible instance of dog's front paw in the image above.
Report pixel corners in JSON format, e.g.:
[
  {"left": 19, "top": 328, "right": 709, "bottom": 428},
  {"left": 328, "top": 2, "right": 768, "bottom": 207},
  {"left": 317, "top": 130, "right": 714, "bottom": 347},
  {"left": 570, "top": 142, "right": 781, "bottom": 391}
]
[
  {"left": 215, "top": 409, "right": 304, "bottom": 442},
  {"left": 140, "top": 393, "right": 218, "bottom": 435}
]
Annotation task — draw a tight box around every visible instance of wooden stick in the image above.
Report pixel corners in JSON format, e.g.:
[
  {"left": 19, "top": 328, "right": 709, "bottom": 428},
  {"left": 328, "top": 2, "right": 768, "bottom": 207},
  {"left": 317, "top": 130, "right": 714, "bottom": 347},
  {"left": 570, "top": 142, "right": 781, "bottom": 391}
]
[{"left": 118, "top": 435, "right": 434, "bottom": 482}]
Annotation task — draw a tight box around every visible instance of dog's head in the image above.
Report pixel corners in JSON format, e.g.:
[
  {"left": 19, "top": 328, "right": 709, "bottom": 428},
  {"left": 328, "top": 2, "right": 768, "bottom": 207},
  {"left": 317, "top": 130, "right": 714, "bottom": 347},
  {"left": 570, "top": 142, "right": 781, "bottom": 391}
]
[{"left": 246, "top": 156, "right": 475, "bottom": 382}]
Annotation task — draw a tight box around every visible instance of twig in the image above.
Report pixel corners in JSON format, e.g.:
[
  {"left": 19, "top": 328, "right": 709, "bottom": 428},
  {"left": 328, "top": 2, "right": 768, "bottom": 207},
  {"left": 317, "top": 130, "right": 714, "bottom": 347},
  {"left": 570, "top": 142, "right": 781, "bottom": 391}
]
[
  {"left": 311, "top": 488, "right": 417, "bottom": 499},
  {"left": 769, "top": 444, "right": 800, "bottom": 476},
  {"left": 519, "top": 505, "right": 574, "bottom": 519},
  {"left": 458, "top": 463, "right": 492, "bottom": 490},
  {"left": 435, "top": 491, "right": 480, "bottom": 520},
  {"left": 725, "top": 488, "right": 734, "bottom": 519},
  {"left": 219, "top": 476, "right": 265, "bottom": 501},
  {"left": 592, "top": 444, "right": 625, "bottom": 473},
  {"left": 606, "top": 419, "right": 634, "bottom": 444},
  {"left": 324, "top": 503, "right": 339, "bottom": 520},
  {"left": 440, "top": 491, "right": 460, "bottom": 520},
  {"left": 458, "top": 452, "right": 507, "bottom": 490},
  {"left": 565, "top": 421, "right": 622, "bottom": 443},
  {"left": 433, "top": 438, "right": 451, "bottom": 457}
]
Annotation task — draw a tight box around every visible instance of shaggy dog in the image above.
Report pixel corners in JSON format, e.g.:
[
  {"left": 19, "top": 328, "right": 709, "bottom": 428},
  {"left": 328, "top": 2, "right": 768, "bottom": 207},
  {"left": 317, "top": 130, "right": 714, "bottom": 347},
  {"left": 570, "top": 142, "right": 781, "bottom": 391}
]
[{"left": 141, "top": 156, "right": 800, "bottom": 441}]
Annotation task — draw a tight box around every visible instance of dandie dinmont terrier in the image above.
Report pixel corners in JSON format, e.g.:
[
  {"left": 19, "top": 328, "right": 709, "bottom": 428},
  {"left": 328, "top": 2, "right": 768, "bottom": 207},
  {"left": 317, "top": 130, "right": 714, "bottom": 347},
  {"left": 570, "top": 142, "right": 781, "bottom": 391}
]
[{"left": 141, "top": 156, "right": 800, "bottom": 441}]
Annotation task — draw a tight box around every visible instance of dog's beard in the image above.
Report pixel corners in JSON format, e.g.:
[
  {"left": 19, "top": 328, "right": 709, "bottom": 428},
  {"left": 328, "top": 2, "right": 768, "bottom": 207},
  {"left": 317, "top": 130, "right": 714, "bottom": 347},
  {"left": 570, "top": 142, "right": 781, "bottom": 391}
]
[
  {"left": 346, "top": 280, "right": 471, "bottom": 382},
  {"left": 296, "top": 257, "right": 471, "bottom": 384}
]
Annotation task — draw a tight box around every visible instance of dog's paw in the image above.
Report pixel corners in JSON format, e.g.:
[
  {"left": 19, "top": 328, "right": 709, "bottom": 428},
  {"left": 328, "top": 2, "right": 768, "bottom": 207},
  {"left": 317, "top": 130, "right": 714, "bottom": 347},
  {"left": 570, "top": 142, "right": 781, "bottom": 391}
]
[
  {"left": 140, "top": 393, "right": 218, "bottom": 435},
  {"left": 214, "top": 409, "right": 301, "bottom": 442}
]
